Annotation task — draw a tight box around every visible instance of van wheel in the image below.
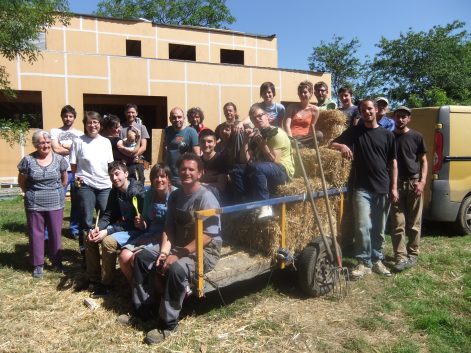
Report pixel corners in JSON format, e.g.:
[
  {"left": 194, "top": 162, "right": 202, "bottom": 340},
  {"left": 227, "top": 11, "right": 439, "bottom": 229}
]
[
  {"left": 297, "top": 237, "right": 337, "bottom": 297},
  {"left": 455, "top": 196, "right": 471, "bottom": 235}
]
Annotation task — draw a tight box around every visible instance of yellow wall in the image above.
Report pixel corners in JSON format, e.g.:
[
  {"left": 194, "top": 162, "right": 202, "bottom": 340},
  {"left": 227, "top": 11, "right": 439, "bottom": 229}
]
[{"left": 0, "top": 14, "right": 331, "bottom": 178}]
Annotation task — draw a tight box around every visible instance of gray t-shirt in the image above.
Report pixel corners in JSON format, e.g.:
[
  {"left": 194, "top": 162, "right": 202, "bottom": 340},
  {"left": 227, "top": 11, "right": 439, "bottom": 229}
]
[
  {"left": 18, "top": 153, "right": 68, "bottom": 211},
  {"left": 164, "top": 185, "right": 221, "bottom": 247}
]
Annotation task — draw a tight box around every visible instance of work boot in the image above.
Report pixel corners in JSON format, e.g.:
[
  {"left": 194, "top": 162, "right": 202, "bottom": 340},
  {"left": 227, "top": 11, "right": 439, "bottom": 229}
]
[{"left": 145, "top": 325, "right": 178, "bottom": 345}]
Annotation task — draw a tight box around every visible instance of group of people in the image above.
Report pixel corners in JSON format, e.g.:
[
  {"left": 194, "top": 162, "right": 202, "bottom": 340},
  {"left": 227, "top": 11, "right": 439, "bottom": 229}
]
[{"left": 17, "top": 79, "right": 427, "bottom": 344}]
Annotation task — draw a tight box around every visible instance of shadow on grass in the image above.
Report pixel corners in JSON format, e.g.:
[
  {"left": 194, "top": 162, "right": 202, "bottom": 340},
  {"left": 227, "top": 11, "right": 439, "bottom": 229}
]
[
  {"left": 0, "top": 243, "right": 30, "bottom": 271},
  {"left": 421, "top": 220, "right": 461, "bottom": 237},
  {"left": 1, "top": 221, "right": 28, "bottom": 234}
]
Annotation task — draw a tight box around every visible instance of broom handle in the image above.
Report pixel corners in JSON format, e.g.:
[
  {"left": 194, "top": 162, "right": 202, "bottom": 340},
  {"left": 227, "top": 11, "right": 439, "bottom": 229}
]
[
  {"left": 292, "top": 137, "right": 334, "bottom": 263},
  {"left": 311, "top": 123, "right": 342, "bottom": 267}
]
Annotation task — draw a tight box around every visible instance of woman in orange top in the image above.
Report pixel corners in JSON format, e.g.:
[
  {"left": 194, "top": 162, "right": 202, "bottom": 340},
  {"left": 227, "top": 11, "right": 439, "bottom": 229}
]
[{"left": 283, "top": 80, "right": 320, "bottom": 146}]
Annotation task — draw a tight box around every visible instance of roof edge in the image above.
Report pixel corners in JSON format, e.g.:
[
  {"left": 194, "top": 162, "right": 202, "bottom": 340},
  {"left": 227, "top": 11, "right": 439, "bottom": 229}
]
[{"left": 70, "top": 12, "right": 276, "bottom": 39}]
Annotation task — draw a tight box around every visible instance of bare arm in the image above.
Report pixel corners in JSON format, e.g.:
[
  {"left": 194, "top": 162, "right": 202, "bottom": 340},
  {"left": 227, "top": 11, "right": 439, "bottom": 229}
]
[
  {"left": 51, "top": 139, "right": 71, "bottom": 156},
  {"left": 253, "top": 135, "right": 281, "bottom": 163},
  {"left": 310, "top": 105, "right": 320, "bottom": 127},
  {"left": 61, "top": 170, "right": 68, "bottom": 188},
  {"left": 18, "top": 173, "right": 27, "bottom": 193},
  {"left": 192, "top": 145, "right": 201, "bottom": 156},
  {"left": 136, "top": 137, "right": 146, "bottom": 156},
  {"left": 390, "top": 159, "right": 398, "bottom": 203},
  {"left": 415, "top": 153, "right": 428, "bottom": 196},
  {"left": 330, "top": 142, "right": 353, "bottom": 160},
  {"left": 283, "top": 105, "right": 293, "bottom": 137}
]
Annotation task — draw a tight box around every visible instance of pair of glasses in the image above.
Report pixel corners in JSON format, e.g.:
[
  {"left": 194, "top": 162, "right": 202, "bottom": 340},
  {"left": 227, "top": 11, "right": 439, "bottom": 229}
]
[{"left": 253, "top": 112, "right": 266, "bottom": 119}]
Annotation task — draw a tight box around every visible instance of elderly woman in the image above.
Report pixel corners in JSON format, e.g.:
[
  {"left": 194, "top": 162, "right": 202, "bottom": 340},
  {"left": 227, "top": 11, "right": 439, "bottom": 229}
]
[
  {"left": 70, "top": 111, "right": 114, "bottom": 260},
  {"left": 18, "top": 130, "right": 68, "bottom": 278},
  {"left": 118, "top": 164, "right": 175, "bottom": 283}
]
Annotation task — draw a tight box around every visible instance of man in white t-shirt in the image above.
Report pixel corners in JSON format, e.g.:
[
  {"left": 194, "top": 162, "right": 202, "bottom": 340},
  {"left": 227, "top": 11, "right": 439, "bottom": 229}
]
[{"left": 51, "top": 105, "right": 83, "bottom": 239}]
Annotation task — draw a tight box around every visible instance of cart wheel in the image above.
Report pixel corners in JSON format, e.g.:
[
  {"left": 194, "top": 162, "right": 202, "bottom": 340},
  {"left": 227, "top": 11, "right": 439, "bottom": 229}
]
[{"left": 297, "top": 237, "right": 337, "bottom": 297}]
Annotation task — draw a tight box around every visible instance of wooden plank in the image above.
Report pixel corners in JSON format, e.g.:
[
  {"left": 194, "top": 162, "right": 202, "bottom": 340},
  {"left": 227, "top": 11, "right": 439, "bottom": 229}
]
[{"left": 203, "top": 245, "right": 273, "bottom": 293}]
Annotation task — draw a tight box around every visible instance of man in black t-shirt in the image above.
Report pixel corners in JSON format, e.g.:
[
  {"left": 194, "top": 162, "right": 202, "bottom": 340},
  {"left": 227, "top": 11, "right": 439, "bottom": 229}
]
[
  {"left": 331, "top": 98, "right": 398, "bottom": 279},
  {"left": 199, "top": 129, "right": 228, "bottom": 203},
  {"left": 390, "top": 106, "right": 427, "bottom": 272}
]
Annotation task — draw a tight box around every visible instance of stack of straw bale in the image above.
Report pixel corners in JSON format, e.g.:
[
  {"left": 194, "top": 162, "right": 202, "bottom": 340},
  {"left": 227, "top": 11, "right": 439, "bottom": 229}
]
[{"left": 222, "top": 108, "right": 352, "bottom": 256}]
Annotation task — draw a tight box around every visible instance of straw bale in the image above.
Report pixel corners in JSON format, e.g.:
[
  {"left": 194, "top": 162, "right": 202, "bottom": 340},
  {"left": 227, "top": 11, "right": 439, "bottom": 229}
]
[
  {"left": 222, "top": 177, "right": 342, "bottom": 256},
  {"left": 317, "top": 146, "right": 351, "bottom": 188},
  {"left": 293, "top": 146, "right": 350, "bottom": 188},
  {"left": 316, "top": 109, "right": 348, "bottom": 143}
]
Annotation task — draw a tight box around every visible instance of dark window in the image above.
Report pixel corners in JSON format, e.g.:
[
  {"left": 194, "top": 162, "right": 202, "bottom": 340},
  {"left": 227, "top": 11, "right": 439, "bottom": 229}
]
[
  {"left": 126, "top": 40, "right": 141, "bottom": 57},
  {"left": 220, "top": 49, "right": 244, "bottom": 65},
  {"left": 0, "top": 91, "right": 43, "bottom": 128},
  {"left": 169, "top": 44, "right": 196, "bottom": 61}
]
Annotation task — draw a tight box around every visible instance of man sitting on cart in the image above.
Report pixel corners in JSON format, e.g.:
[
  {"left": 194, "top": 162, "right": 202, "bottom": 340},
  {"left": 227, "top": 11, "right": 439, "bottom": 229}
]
[
  {"left": 230, "top": 103, "right": 294, "bottom": 219},
  {"left": 136, "top": 153, "right": 222, "bottom": 345}
]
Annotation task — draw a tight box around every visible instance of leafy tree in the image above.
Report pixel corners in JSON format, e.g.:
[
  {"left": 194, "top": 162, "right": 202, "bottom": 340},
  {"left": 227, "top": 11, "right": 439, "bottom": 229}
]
[
  {"left": 95, "top": 0, "right": 235, "bottom": 28},
  {"left": 308, "top": 35, "right": 363, "bottom": 101},
  {"left": 0, "top": 1, "right": 70, "bottom": 145},
  {"left": 373, "top": 21, "right": 471, "bottom": 107}
]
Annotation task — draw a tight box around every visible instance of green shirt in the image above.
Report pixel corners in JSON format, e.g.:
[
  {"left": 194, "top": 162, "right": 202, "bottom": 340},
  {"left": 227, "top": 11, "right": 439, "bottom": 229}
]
[{"left": 316, "top": 98, "right": 337, "bottom": 111}]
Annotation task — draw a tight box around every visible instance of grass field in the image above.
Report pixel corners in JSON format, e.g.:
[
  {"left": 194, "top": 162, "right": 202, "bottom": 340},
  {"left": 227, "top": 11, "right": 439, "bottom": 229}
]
[{"left": 0, "top": 197, "right": 470, "bottom": 353}]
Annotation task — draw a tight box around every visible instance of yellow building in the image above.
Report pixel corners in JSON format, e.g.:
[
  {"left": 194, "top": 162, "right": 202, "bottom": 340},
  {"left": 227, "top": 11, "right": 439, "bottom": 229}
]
[{"left": 0, "top": 13, "right": 330, "bottom": 180}]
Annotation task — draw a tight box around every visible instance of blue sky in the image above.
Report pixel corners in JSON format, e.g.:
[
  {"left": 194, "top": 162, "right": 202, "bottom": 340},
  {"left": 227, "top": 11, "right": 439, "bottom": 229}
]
[{"left": 69, "top": 0, "right": 471, "bottom": 71}]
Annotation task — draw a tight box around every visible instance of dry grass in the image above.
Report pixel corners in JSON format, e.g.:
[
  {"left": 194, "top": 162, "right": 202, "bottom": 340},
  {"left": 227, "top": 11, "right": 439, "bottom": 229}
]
[{"left": 1, "top": 198, "right": 470, "bottom": 352}]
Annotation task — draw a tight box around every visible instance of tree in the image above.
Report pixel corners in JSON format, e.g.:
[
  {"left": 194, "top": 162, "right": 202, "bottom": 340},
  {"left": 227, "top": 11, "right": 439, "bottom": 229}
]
[
  {"left": 0, "top": 1, "right": 70, "bottom": 146},
  {"left": 95, "top": 0, "right": 235, "bottom": 29},
  {"left": 373, "top": 21, "right": 471, "bottom": 107},
  {"left": 308, "top": 35, "right": 362, "bottom": 101}
]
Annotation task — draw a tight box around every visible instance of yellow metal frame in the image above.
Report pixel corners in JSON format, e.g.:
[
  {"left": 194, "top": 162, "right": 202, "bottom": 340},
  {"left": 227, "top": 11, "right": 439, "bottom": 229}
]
[
  {"left": 194, "top": 208, "right": 218, "bottom": 298},
  {"left": 192, "top": 190, "right": 345, "bottom": 298}
]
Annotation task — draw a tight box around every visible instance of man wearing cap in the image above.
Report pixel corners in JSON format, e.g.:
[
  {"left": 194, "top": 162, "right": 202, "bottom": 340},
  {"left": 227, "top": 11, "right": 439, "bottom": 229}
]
[
  {"left": 390, "top": 106, "right": 427, "bottom": 272},
  {"left": 375, "top": 97, "right": 395, "bottom": 131}
]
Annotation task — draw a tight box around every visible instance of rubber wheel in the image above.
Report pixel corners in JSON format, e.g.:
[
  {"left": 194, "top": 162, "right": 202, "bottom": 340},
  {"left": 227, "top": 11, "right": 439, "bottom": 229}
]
[
  {"left": 455, "top": 195, "right": 471, "bottom": 235},
  {"left": 297, "top": 237, "right": 338, "bottom": 297}
]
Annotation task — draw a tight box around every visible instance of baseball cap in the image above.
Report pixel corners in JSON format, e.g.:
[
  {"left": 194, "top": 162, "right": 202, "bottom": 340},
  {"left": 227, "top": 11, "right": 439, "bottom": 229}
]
[
  {"left": 375, "top": 97, "right": 389, "bottom": 105},
  {"left": 394, "top": 106, "right": 411, "bottom": 114}
]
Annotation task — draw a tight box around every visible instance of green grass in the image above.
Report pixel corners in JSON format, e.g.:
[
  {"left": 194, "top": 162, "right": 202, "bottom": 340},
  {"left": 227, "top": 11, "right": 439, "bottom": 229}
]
[{"left": 0, "top": 197, "right": 470, "bottom": 352}]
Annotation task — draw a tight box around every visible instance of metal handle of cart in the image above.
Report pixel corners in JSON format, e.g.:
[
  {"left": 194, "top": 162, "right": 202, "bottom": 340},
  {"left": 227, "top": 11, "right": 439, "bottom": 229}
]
[{"left": 193, "top": 187, "right": 347, "bottom": 298}]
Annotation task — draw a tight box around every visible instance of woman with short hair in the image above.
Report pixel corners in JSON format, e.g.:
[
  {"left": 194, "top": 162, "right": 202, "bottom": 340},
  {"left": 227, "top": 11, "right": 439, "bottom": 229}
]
[
  {"left": 70, "top": 111, "right": 114, "bottom": 259},
  {"left": 18, "top": 130, "right": 68, "bottom": 278}
]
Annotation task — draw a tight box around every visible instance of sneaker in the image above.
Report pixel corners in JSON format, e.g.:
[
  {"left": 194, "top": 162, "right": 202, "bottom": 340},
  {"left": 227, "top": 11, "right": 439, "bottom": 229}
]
[
  {"left": 393, "top": 258, "right": 409, "bottom": 273},
  {"left": 90, "top": 283, "right": 111, "bottom": 298},
  {"left": 32, "top": 265, "right": 44, "bottom": 279},
  {"left": 350, "top": 263, "right": 372, "bottom": 280},
  {"left": 258, "top": 205, "right": 273, "bottom": 220},
  {"left": 372, "top": 260, "right": 392, "bottom": 277},
  {"left": 144, "top": 325, "right": 178, "bottom": 345}
]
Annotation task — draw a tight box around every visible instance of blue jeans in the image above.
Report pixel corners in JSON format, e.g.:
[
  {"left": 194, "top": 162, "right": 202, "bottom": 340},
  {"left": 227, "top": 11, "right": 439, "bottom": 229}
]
[
  {"left": 230, "top": 162, "right": 288, "bottom": 201},
  {"left": 352, "top": 189, "right": 390, "bottom": 266},
  {"left": 65, "top": 171, "right": 80, "bottom": 235},
  {"left": 77, "top": 183, "right": 111, "bottom": 233}
]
